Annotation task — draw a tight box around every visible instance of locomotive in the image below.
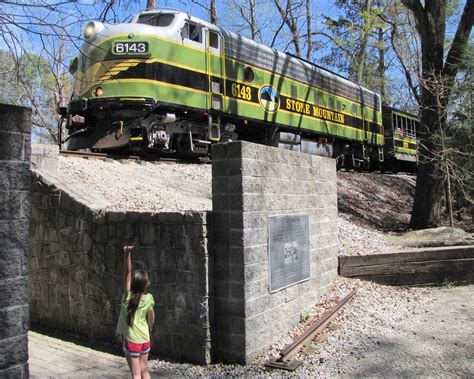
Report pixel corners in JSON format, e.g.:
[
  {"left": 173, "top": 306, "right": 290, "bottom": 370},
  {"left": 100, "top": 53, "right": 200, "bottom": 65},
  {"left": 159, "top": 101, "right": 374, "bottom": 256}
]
[{"left": 62, "top": 9, "right": 417, "bottom": 171}]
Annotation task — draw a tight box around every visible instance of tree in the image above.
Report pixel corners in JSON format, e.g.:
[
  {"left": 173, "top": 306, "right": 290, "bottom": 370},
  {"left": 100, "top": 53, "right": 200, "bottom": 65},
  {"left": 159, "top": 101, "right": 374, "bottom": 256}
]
[
  {"left": 320, "top": 0, "right": 390, "bottom": 96},
  {"left": 0, "top": 1, "right": 100, "bottom": 142},
  {"left": 444, "top": 43, "right": 473, "bottom": 224},
  {"left": 399, "top": 0, "right": 473, "bottom": 229}
]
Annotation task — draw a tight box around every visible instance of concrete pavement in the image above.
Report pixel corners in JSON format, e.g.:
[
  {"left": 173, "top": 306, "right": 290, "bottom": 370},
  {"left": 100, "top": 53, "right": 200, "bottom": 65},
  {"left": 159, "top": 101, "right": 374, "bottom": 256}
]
[{"left": 28, "top": 332, "right": 168, "bottom": 378}]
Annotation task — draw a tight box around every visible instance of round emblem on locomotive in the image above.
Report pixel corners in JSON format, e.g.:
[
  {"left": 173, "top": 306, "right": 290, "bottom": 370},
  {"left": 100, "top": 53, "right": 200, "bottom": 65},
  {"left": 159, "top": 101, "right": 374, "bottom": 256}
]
[{"left": 258, "top": 85, "right": 280, "bottom": 113}]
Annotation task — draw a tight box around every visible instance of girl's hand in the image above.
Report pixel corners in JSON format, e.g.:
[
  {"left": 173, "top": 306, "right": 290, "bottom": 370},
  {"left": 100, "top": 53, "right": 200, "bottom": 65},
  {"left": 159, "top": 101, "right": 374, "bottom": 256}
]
[{"left": 123, "top": 245, "right": 135, "bottom": 254}]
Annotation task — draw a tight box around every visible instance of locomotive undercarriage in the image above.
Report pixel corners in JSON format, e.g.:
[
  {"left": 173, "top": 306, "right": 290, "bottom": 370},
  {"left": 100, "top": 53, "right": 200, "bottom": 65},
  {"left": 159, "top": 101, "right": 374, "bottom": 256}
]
[
  {"left": 63, "top": 101, "right": 236, "bottom": 157},
  {"left": 260, "top": 127, "right": 383, "bottom": 171},
  {"left": 63, "top": 101, "right": 383, "bottom": 169}
]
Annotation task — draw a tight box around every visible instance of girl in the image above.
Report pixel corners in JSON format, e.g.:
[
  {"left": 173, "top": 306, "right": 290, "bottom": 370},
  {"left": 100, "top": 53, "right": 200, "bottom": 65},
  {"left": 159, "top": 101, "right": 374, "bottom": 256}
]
[{"left": 116, "top": 245, "right": 155, "bottom": 379}]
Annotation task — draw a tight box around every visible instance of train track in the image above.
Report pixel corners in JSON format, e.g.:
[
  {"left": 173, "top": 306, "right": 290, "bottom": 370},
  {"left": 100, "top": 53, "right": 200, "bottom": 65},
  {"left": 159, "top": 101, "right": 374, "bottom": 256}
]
[{"left": 265, "top": 288, "right": 357, "bottom": 371}]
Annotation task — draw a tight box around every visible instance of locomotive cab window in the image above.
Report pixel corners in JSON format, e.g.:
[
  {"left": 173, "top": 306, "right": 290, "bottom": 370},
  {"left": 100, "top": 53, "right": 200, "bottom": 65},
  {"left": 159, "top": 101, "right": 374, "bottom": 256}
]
[
  {"left": 137, "top": 13, "right": 175, "bottom": 27},
  {"left": 209, "top": 31, "right": 219, "bottom": 49},
  {"left": 182, "top": 22, "right": 203, "bottom": 43}
]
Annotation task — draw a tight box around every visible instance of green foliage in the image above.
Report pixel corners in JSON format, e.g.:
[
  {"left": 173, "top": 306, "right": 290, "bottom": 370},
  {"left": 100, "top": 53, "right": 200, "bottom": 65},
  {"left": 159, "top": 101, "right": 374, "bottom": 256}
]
[
  {"left": 320, "top": 0, "right": 391, "bottom": 101},
  {"left": 441, "top": 277, "right": 455, "bottom": 289},
  {"left": 0, "top": 49, "right": 71, "bottom": 143}
]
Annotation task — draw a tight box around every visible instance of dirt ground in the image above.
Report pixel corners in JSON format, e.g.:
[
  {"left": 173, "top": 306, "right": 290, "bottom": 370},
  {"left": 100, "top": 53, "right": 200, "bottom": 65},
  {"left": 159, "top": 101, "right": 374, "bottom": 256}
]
[{"left": 337, "top": 172, "right": 473, "bottom": 233}]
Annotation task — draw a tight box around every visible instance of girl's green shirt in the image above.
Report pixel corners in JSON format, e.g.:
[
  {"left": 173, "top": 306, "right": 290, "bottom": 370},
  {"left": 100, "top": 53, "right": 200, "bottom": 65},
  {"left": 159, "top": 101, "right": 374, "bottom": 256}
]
[{"left": 116, "top": 292, "right": 155, "bottom": 343}]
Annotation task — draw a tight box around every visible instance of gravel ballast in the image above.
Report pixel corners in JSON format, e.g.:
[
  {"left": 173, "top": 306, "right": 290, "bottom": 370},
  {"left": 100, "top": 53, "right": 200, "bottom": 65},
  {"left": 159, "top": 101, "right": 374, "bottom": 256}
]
[
  {"left": 149, "top": 278, "right": 437, "bottom": 377},
  {"left": 59, "top": 156, "right": 212, "bottom": 212}
]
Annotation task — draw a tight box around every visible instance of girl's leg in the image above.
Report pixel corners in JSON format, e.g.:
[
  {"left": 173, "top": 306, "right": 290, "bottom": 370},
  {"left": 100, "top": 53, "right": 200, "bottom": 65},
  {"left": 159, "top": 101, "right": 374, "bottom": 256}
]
[
  {"left": 126, "top": 355, "right": 142, "bottom": 379},
  {"left": 139, "top": 353, "right": 151, "bottom": 379}
]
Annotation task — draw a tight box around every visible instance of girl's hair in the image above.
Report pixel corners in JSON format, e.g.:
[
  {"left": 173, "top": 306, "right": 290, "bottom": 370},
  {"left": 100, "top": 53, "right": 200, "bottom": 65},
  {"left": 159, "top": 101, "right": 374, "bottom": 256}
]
[{"left": 127, "top": 269, "right": 150, "bottom": 326}]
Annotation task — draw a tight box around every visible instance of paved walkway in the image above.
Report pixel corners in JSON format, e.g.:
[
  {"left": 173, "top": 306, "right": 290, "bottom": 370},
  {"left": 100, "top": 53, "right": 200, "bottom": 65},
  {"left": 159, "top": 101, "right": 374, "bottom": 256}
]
[{"left": 28, "top": 332, "right": 169, "bottom": 378}]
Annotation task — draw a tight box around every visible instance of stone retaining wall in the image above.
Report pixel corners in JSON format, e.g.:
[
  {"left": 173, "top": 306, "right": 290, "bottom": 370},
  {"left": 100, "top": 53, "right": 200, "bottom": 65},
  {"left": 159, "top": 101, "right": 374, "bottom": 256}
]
[
  {"left": 28, "top": 140, "right": 339, "bottom": 364},
  {"left": 0, "top": 103, "right": 31, "bottom": 378},
  {"left": 29, "top": 173, "right": 212, "bottom": 363},
  {"left": 212, "top": 141, "right": 338, "bottom": 363}
]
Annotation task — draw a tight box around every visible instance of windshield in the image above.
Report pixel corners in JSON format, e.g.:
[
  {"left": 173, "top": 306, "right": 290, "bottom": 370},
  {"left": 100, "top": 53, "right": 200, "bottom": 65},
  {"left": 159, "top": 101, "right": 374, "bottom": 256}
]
[{"left": 137, "top": 13, "right": 175, "bottom": 27}]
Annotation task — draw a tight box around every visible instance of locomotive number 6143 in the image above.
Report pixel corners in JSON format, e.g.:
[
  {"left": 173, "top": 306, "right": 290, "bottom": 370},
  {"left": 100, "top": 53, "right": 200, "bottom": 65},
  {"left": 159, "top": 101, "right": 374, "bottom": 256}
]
[{"left": 113, "top": 41, "right": 149, "bottom": 54}]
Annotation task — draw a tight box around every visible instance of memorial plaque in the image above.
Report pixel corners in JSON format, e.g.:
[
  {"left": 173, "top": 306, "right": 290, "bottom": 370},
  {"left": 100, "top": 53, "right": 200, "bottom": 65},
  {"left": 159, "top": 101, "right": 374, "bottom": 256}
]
[{"left": 268, "top": 214, "right": 310, "bottom": 292}]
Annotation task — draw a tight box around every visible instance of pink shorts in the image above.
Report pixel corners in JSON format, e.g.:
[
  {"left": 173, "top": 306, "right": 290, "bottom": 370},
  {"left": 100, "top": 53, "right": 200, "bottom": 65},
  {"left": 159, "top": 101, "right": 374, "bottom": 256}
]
[{"left": 123, "top": 340, "right": 151, "bottom": 358}]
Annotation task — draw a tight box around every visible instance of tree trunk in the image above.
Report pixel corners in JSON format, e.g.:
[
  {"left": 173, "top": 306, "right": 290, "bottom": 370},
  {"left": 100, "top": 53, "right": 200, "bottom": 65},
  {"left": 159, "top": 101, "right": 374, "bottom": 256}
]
[
  {"left": 355, "top": 0, "right": 372, "bottom": 83},
  {"left": 146, "top": 0, "right": 157, "bottom": 10},
  {"left": 306, "top": 0, "right": 313, "bottom": 60},
  {"left": 377, "top": 26, "right": 387, "bottom": 102},
  {"left": 410, "top": 170, "right": 442, "bottom": 229},
  {"left": 210, "top": 0, "right": 217, "bottom": 24},
  {"left": 249, "top": 0, "right": 257, "bottom": 40}
]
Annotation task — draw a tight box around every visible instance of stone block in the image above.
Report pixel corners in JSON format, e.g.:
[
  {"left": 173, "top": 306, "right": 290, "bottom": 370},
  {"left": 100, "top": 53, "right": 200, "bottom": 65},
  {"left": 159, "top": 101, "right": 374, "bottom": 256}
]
[
  {"left": 0, "top": 131, "right": 27, "bottom": 161},
  {"left": 0, "top": 363, "right": 28, "bottom": 378},
  {"left": 0, "top": 162, "right": 30, "bottom": 191},
  {"left": 184, "top": 211, "right": 208, "bottom": 224},
  {"left": 0, "top": 277, "right": 28, "bottom": 310},
  {"left": 0, "top": 220, "right": 28, "bottom": 252},
  {"left": 0, "top": 333, "right": 28, "bottom": 370},
  {"left": 76, "top": 232, "right": 93, "bottom": 252},
  {"left": 213, "top": 212, "right": 230, "bottom": 235},
  {"left": 0, "top": 247, "right": 22, "bottom": 280},
  {"left": 210, "top": 142, "right": 229, "bottom": 161},
  {"left": 226, "top": 246, "right": 243, "bottom": 265},
  {"left": 92, "top": 223, "right": 109, "bottom": 243},
  {"left": 139, "top": 223, "right": 158, "bottom": 245},
  {"left": 244, "top": 295, "right": 271, "bottom": 318},
  {"left": 242, "top": 227, "right": 266, "bottom": 247},
  {"left": 0, "top": 103, "right": 32, "bottom": 134},
  {"left": 244, "top": 262, "right": 268, "bottom": 282},
  {"left": 244, "top": 278, "right": 268, "bottom": 300},
  {"left": 75, "top": 215, "right": 92, "bottom": 232},
  {"left": 229, "top": 229, "right": 244, "bottom": 248},
  {"left": 54, "top": 251, "right": 71, "bottom": 267},
  {"left": 108, "top": 211, "right": 127, "bottom": 222},
  {"left": 158, "top": 212, "right": 185, "bottom": 223},
  {"left": 240, "top": 211, "right": 266, "bottom": 229},
  {"left": 212, "top": 194, "right": 230, "bottom": 211},
  {"left": 0, "top": 305, "right": 29, "bottom": 340},
  {"left": 211, "top": 160, "right": 227, "bottom": 179}
]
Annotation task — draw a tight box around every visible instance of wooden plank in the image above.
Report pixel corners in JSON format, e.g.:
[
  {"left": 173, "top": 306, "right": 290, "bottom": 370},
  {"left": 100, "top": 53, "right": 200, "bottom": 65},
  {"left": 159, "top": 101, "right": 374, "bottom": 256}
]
[
  {"left": 352, "top": 271, "right": 473, "bottom": 286},
  {"left": 339, "top": 245, "right": 474, "bottom": 268},
  {"left": 339, "top": 258, "right": 474, "bottom": 277}
]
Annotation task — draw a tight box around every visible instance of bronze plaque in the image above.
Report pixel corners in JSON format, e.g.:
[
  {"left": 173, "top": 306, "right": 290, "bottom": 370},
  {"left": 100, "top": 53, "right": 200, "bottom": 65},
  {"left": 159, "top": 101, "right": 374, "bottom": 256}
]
[{"left": 268, "top": 214, "right": 310, "bottom": 292}]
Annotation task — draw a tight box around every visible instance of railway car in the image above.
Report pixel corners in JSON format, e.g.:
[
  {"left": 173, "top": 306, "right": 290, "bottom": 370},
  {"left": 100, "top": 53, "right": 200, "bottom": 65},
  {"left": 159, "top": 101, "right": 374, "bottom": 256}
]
[
  {"left": 62, "top": 9, "right": 385, "bottom": 169},
  {"left": 381, "top": 106, "right": 419, "bottom": 173}
]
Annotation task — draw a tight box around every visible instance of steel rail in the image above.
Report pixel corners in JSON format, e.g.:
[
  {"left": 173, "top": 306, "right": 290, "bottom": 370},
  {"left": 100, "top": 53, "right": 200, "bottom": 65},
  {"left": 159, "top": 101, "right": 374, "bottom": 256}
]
[{"left": 266, "top": 288, "right": 357, "bottom": 371}]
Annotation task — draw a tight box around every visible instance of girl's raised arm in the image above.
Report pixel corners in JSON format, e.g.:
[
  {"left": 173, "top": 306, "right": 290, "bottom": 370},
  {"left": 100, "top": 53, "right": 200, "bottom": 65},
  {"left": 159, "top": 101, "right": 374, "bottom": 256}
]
[{"left": 123, "top": 245, "right": 134, "bottom": 295}]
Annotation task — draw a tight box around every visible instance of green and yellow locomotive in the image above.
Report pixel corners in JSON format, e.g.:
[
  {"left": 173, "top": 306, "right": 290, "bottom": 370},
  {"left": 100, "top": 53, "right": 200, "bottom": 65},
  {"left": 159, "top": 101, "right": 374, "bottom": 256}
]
[{"left": 64, "top": 9, "right": 401, "bottom": 170}]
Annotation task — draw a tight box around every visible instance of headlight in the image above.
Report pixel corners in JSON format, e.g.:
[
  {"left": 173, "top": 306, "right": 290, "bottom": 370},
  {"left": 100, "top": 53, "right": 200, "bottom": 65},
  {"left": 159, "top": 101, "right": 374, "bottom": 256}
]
[
  {"left": 94, "top": 87, "right": 103, "bottom": 97},
  {"left": 83, "top": 21, "right": 104, "bottom": 40}
]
